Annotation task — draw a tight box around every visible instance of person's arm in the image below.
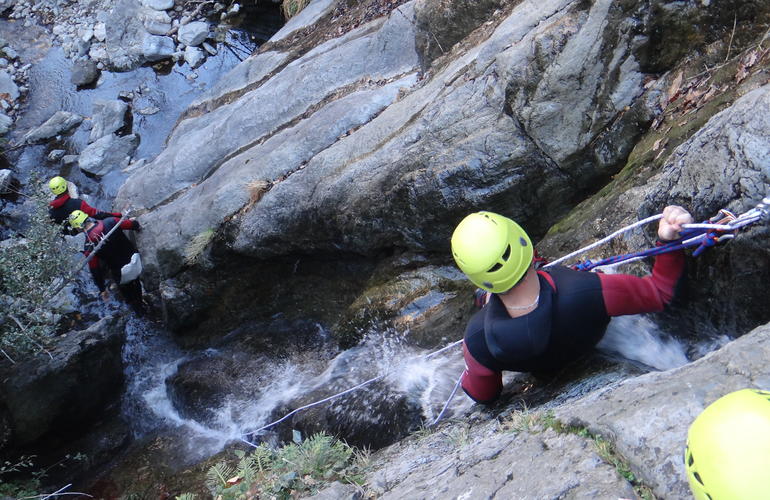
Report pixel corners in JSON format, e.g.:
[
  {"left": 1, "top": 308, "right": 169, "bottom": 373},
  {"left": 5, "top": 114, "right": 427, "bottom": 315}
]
[
  {"left": 79, "top": 200, "right": 121, "bottom": 220},
  {"left": 118, "top": 218, "right": 140, "bottom": 231},
  {"left": 599, "top": 205, "right": 692, "bottom": 316},
  {"left": 461, "top": 342, "right": 503, "bottom": 404}
]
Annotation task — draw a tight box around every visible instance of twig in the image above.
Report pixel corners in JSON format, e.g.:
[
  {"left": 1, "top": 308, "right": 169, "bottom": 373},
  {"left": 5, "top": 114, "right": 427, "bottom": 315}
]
[
  {"left": 167, "top": 0, "right": 216, "bottom": 36},
  {"left": 725, "top": 14, "right": 737, "bottom": 62},
  {"left": 9, "top": 314, "right": 54, "bottom": 360},
  {"left": 223, "top": 42, "right": 245, "bottom": 62},
  {"left": 0, "top": 347, "right": 16, "bottom": 364}
]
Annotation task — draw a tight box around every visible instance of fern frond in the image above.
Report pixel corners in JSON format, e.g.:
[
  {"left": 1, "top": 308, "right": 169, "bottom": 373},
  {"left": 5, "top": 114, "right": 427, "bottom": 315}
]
[{"left": 206, "top": 461, "right": 236, "bottom": 488}]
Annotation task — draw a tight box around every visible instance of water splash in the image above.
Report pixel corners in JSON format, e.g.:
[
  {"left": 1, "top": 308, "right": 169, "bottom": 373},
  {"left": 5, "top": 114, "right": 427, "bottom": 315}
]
[{"left": 597, "top": 315, "right": 689, "bottom": 370}]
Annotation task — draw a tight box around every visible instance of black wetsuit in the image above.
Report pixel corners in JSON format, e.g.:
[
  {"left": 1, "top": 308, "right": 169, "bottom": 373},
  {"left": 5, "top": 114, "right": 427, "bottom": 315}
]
[
  {"left": 462, "top": 249, "right": 685, "bottom": 403},
  {"left": 49, "top": 193, "right": 121, "bottom": 226},
  {"left": 83, "top": 217, "right": 143, "bottom": 313}
]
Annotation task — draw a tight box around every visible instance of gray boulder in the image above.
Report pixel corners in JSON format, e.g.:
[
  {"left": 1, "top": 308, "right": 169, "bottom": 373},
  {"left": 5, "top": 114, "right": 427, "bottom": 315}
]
[
  {"left": 0, "top": 316, "right": 126, "bottom": 451},
  {"left": 79, "top": 133, "right": 139, "bottom": 176},
  {"left": 0, "top": 169, "right": 14, "bottom": 194},
  {"left": 0, "top": 111, "right": 11, "bottom": 134},
  {"left": 71, "top": 59, "right": 101, "bottom": 87},
  {"left": 89, "top": 99, "right": 130, "bottom": 142},
  {"left": 142, "top": 34, "right": 176, "bottom": 61},
  {"left": 144, "top": 20, "right": 172, "bottom": 36},
  {"left": 183, "top": 45, "right": 205, "bottom": 68},
  {"left": 22, "top": 111, "right": 83, "bottom": 144},
  {"left": 47, "top": 149, "right": 66, "bottom": 162},
  {"left": 142, "top": 0, "right": 173, "bottom": 10},
  {"left": 0, "top": 70, "right": 19, "bottom": 103},
  {"left": 104, "top": 0, "right": 147, "bottom": 70},
  {"left": 177, "top": 21, "right": 209, "bottom": 47}
]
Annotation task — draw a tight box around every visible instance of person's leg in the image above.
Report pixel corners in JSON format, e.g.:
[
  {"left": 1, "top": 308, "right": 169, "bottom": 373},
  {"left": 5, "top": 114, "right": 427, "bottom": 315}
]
[{"left": 119, "top": 279, "right": 145, "bottom": 315}]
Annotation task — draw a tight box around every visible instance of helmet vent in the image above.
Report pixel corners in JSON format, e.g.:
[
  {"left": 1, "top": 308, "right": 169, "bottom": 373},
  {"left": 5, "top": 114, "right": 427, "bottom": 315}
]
[
  {"left": 687, "top": 451, "right": 694, "bottom": 467},
  {"left": 519, "top": 237, "right": 528, "bottom": 247},
  {"left": 502, "top": 245, "right": 511, "bottom": 261},
  {"left": 693, "top": 472, "right": 704, "bottom": 485},
  {"left": 488, "top": 262, "right": 503, "bottom": 273}
]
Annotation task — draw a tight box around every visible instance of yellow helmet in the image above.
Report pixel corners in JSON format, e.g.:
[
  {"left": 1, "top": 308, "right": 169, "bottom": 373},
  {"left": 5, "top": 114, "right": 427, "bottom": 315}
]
[
  {"left": 685, "top": 388, "right": 770, "bottom": 500},
  {"left": 69, "top": 210, "right": 89, "bottom": 229},
  {"left": 451, "top": 211, "right": 533, "bottom": 293},
  {"left": 49, "top": 176, "right": 68, "bottom": 195}
]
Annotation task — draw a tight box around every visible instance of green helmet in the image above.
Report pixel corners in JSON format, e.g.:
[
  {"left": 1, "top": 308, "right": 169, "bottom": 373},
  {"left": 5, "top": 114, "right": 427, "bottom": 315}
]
[
  {"left": 685, "top": 388, "right": 770, "bottom": 500},
  {"left": 49, "top": 176, "right": 68, "bottom": 195},
  {"left": 69, "top": 210, "right": 89, "bottom": 229},
  {"left": 451, "top": 211, "right": 533, "bottom": 293}
]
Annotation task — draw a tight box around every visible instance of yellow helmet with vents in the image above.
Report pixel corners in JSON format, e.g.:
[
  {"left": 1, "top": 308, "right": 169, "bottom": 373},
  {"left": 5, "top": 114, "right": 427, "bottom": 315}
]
[
  {"left": 685, "top": 388, "right": 770, "bottom": 500},
  {"left": 451, "top": 212, "right": 533, "bottom": 293}
]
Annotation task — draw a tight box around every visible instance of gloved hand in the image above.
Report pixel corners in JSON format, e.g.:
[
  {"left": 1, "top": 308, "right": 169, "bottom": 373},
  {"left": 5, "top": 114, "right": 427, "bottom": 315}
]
[{"left": 131, "top": 218, "right": 142, "bottom": 232}]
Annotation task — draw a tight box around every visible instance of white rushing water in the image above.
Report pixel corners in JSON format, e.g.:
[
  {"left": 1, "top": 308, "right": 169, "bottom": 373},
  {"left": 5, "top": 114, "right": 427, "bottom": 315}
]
[
  {"left": 597, "top": 315, "right": 689, "bottom": 370},
  {"left": 121, "top": 318, "right": 468, "bottom": 460}
]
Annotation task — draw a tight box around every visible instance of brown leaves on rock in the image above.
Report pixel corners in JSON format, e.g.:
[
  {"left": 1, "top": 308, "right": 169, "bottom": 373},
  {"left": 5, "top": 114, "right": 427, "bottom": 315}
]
[{"left": 734, "top": 46, "right": 770, "bottom": 84}]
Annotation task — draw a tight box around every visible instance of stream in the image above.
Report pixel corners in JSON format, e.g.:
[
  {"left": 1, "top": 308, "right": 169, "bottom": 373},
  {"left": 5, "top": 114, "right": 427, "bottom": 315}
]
[{"left": 0, "top": 9, "right": 731, "bottom": 495}]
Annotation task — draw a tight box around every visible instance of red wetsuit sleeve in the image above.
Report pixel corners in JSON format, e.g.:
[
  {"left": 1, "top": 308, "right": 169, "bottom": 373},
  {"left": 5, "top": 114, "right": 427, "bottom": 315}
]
[
  {"left": 119, "top": 218, "right": 137, "bottom": 230},
  {"left": 598, "top": 247, "right": 685, "bottom": 316},
  {"left": 461, "top": 342, "right": 502, "bottom": 404},
  {"left": 80, "top": 200, "right": 121, "bottom": 219}
]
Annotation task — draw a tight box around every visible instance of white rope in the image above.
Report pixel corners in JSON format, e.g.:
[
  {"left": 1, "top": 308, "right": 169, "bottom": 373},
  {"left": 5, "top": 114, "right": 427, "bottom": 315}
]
[
  {"left": 544, "top": 214, "right": 663, "bottom": 268},
  {"left": 241, "top": 338, "right": 465, "bottom": 445},
  {"left": 429, "top": 371, "right": 464, "bottom": 427}
]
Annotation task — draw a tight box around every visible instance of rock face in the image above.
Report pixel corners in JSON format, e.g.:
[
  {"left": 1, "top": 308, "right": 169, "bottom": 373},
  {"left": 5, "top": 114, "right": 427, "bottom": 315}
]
[
  {"left": 0, "top": 316, "right": 126, "bottom": 452},
  {"left": 552, "top": 322, "right": 770, "bottom": 498},
  {"left": 353, "top": 321, "right": 770, "bottom": 499},
  {"left": 115, "top": 0, "right": 770, "bottom": 344}
]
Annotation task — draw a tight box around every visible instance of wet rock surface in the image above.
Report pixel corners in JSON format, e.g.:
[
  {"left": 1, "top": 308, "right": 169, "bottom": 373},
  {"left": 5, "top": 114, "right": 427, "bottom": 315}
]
[
  {"left": 117, "top": 0, "right": 770, "bottom": 344},
  {"left": 0, "top": 316, "right": 126, "bottom": 452}
]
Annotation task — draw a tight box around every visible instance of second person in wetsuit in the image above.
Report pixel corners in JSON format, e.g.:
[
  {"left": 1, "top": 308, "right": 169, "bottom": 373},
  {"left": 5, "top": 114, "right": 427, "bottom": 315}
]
[
  {"left": 451, "top": 206, "right": 693, "bottom": 403},
  {"left": 69, "top": 209, "right": 144, "bottom": 314}
]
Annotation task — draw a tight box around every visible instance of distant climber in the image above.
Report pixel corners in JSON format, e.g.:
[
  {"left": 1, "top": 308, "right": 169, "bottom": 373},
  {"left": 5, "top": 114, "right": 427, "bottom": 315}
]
[
  {"left": 451, "top": 206, "right": 693, "bottom": 403},
  {"left": 48, "top": 176, "right": 122, "bottom": 228},
  {"left": 68, "top": 209, "right": 145, "bottom": 314}
]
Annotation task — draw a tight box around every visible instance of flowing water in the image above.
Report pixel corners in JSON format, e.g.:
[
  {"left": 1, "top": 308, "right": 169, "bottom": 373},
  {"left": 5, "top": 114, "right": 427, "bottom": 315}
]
[{"left": 0, "top": 11, "right": 737, "bottom": 489}]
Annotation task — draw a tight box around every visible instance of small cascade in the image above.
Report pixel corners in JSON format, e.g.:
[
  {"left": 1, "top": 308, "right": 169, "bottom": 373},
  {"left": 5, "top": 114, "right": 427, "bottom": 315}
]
[
  {"left": 598, "top": 315, "right": 689, "bottom": 370},
  {"left": 119, "top": 320, "right": 471, "bottom": 459}
]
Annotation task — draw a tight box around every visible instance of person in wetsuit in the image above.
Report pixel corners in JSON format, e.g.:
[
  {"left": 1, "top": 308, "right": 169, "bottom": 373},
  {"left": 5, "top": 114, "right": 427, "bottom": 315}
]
[
  {"left": 48, "top": 176, "right": 122, "bottom": 228},
  {"left": 69, "top": 209, "right": 145, "bottom": 314},
  {"left": 451, "top": 206, "right": 693, "bottom": 403}
]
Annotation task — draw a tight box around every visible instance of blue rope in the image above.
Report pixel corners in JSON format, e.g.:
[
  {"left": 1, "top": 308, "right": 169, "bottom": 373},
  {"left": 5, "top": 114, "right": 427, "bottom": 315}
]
[{"left": 571, "top": 206, "right": 766, "bottom": 272}]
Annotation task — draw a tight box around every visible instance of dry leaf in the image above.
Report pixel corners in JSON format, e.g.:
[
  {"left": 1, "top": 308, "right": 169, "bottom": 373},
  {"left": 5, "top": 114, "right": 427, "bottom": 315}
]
[
  {"left": 668, "top": 71, "right": 683, "bottom": 102},
  {"left": 652, "top": 138, "right": 663, "bottom": 151},
  {"left": 226, "top": 475, "right": 243, "bottom": 487}
]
